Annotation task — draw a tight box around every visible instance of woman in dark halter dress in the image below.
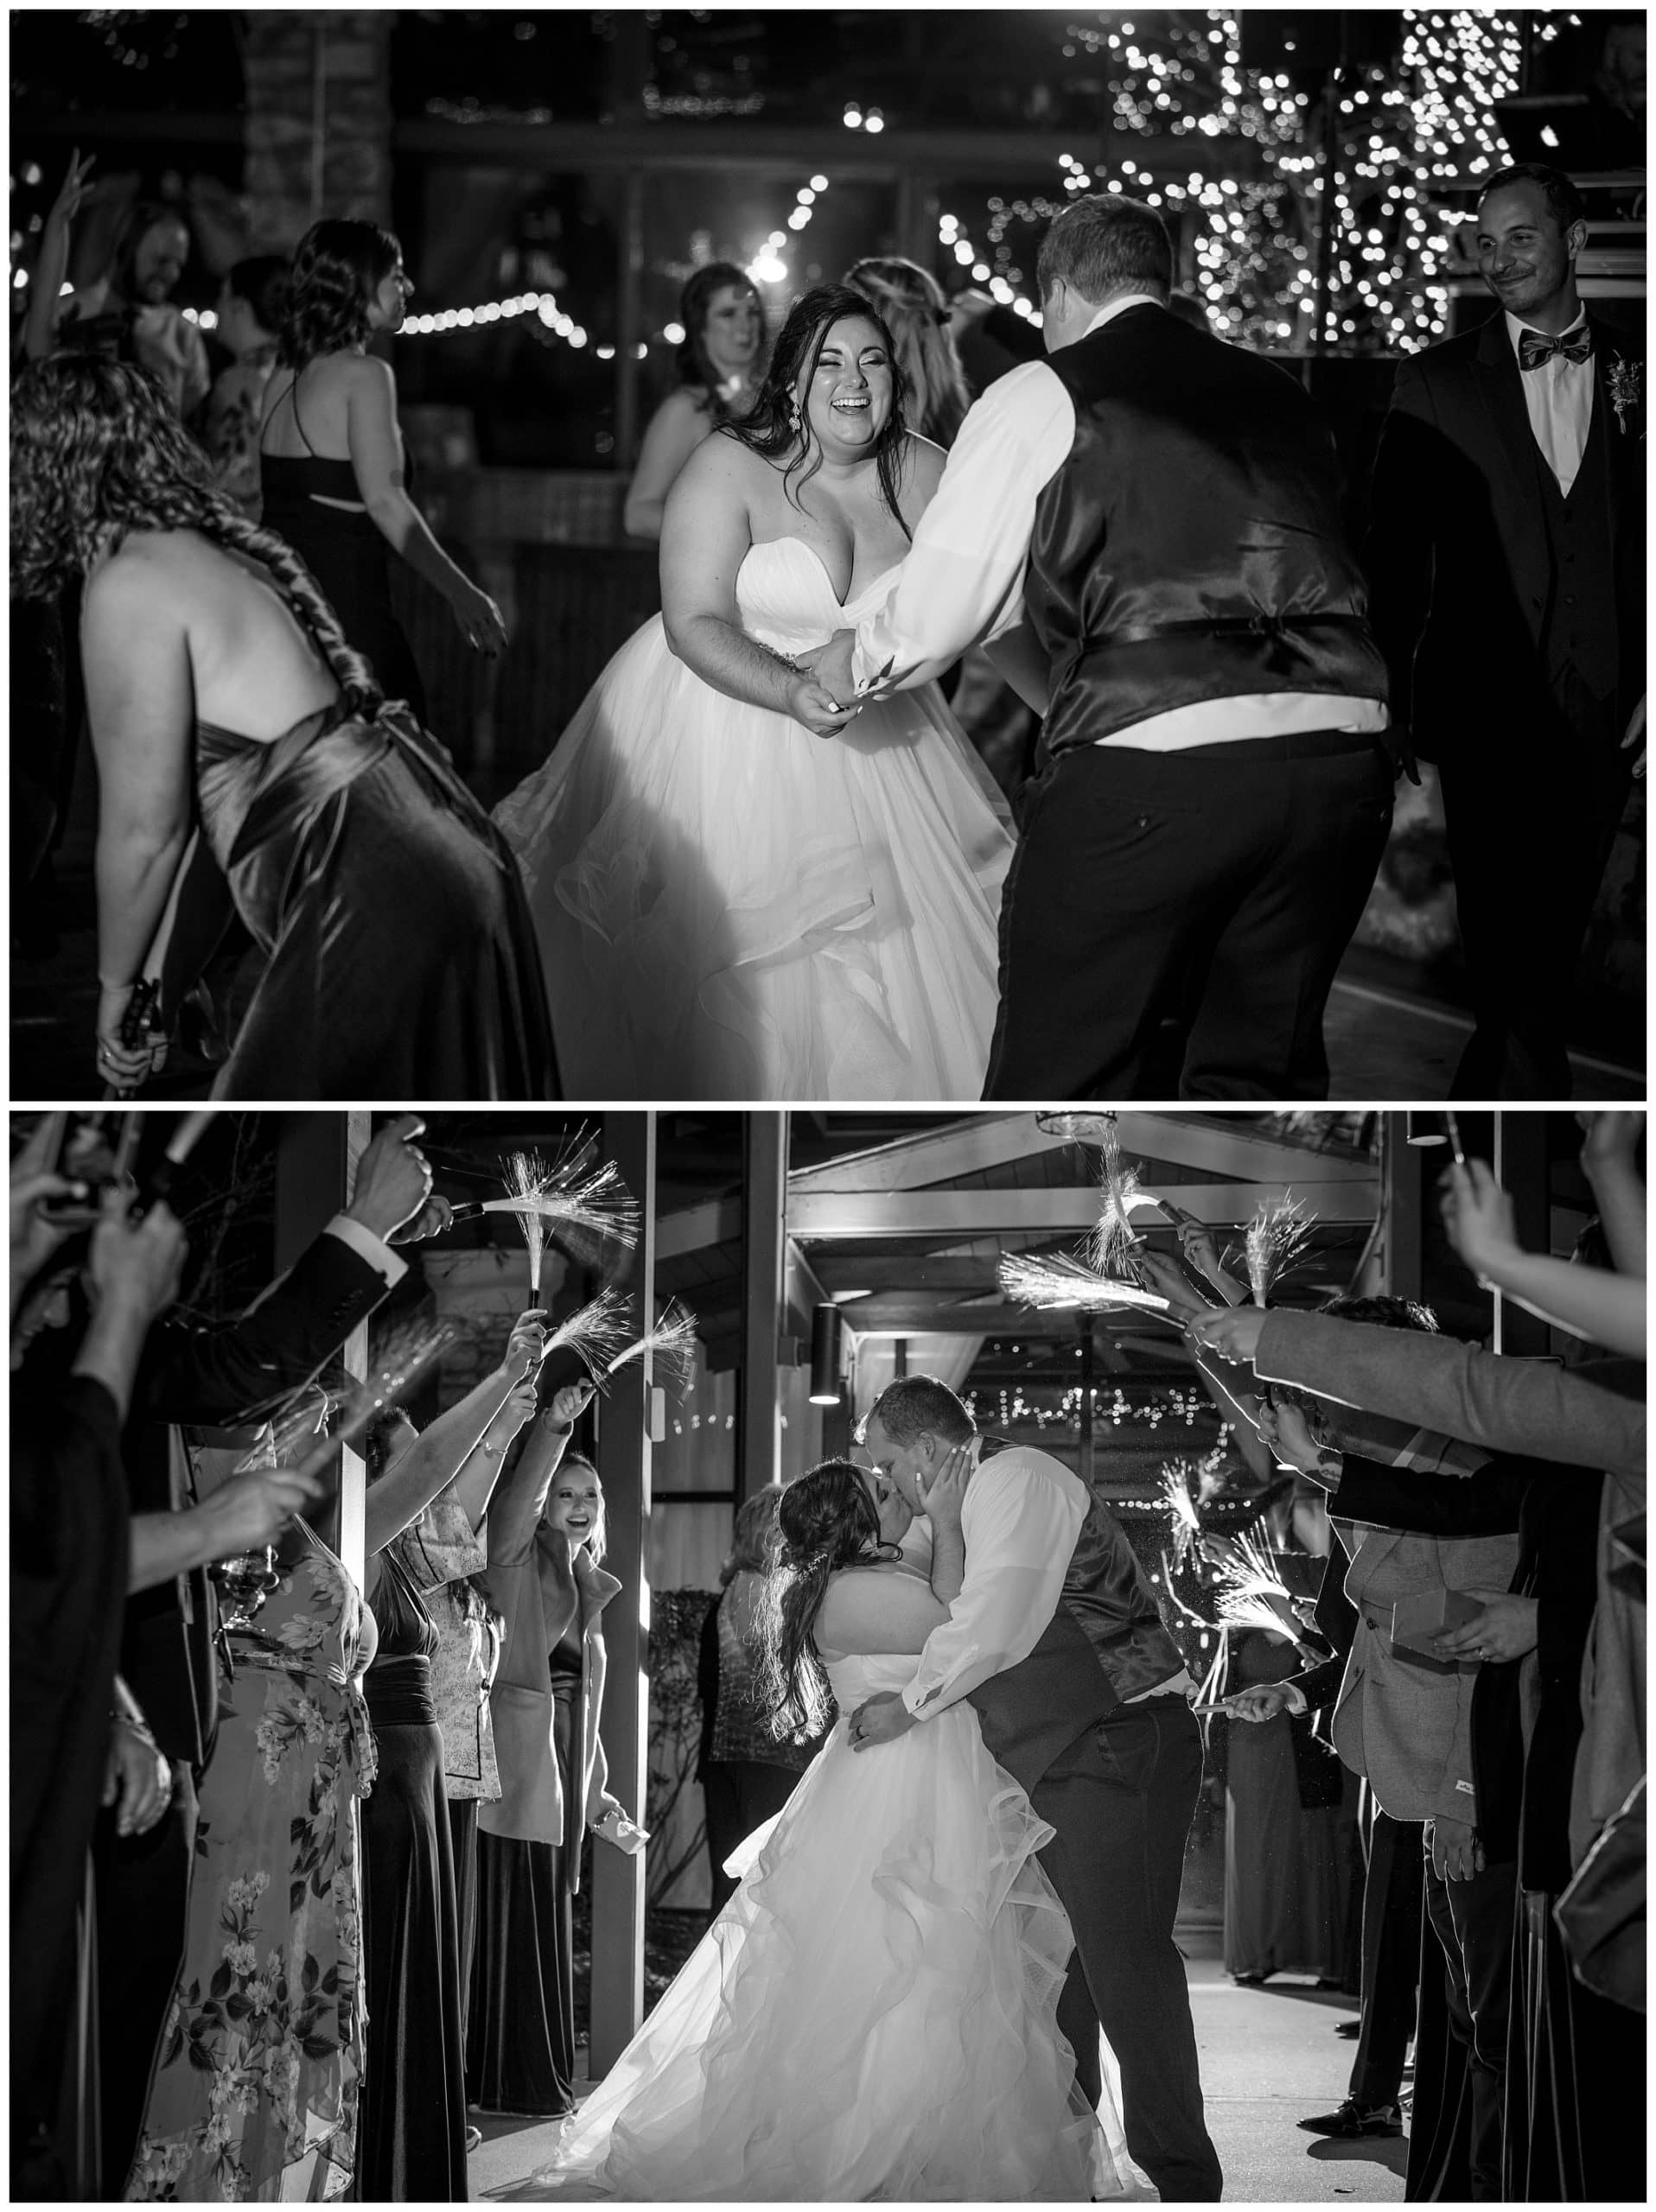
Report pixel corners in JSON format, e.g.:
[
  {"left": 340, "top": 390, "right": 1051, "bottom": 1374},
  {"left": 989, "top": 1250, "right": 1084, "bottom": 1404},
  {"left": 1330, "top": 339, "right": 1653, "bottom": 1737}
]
[
  {"left": 9, "top": 354, "right": 557, "bottom": 1100},
  {"left": 258, "top": 218, "right": 506, "bottom": 721}
]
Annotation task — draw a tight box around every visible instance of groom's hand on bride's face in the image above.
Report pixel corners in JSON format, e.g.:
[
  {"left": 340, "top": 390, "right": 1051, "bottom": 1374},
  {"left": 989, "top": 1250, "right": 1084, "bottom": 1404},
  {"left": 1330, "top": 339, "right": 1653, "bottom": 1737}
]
[{"left": 849, "top": 1692, "right": 916, "bottom": 1752}]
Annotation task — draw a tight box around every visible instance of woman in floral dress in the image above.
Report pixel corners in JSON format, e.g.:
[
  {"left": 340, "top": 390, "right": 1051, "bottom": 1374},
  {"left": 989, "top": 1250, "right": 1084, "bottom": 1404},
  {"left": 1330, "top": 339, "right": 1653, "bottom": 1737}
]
[{"left": 128, "top": 1519, "right": 376, "bottom": 2202}]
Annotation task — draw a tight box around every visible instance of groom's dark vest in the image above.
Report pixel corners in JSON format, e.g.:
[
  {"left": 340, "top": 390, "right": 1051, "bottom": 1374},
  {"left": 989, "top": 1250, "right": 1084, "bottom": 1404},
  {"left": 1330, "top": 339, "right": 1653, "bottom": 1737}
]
[
  {"left": 1025, "top": 302, "right": 1390, "bottom": 757},
  {"left": 965, "top": 1441, "right": 1186, "bottom": 1795}
]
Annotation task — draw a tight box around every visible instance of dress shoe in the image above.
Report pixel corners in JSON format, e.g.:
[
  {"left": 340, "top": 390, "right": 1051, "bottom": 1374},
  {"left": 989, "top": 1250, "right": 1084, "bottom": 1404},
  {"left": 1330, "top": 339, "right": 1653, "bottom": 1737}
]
[
  {"left": 465, "top": 2126, "right": 483, "bottom": 2153},
  {"left": 1334, "top": 2018, "right": 1361, "bottom": 2038},
  {"left": 1232, "top": 1970, "right": 1271, "bottom": 1986},
  {"left": 1297, "top": 2099, "right": 1403, "bottom": 2139}
]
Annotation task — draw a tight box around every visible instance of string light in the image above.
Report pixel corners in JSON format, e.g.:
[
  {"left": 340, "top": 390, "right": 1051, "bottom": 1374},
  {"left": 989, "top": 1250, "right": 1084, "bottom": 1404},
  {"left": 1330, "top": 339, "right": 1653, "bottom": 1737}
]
[{"left": 950, "top": 10, "right": 1519, "bottom": 354}]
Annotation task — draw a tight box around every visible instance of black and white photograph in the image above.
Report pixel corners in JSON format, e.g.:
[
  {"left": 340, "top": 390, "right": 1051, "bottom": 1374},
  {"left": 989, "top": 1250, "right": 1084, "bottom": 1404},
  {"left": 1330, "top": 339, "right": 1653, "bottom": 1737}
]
[
  {"left": 6, "top": 8, "right": 1646, "bottom": 2209},
  {"left": 7, "top": 9, "right": 1645, "bottom": 1103},
  {"left": 9, "top": 1104, "right": 1646, "bottom": 2201}
]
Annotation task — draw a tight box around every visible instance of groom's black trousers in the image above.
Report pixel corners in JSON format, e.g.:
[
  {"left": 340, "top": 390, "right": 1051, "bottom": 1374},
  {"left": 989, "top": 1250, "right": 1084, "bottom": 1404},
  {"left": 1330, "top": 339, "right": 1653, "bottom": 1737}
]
[
  {"left": 1034, "top": 1694, "right": 1223, "bottom": 2202},
  {"left": 983, "top": 733, "right": 1395, "bottom": 1100}
]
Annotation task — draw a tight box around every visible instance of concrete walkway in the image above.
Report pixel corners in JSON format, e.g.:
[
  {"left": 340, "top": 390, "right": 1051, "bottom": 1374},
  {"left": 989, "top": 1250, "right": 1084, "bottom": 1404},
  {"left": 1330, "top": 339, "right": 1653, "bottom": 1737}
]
[{"left": 468, "top": 1947, "right": 1407, "bottom": 2204}]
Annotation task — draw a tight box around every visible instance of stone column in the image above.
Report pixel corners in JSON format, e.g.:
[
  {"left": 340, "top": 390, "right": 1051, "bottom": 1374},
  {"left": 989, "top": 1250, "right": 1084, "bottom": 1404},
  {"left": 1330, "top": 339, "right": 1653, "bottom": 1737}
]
[{"left": 244, "top": 10, "right": 393, "bottom": 254}]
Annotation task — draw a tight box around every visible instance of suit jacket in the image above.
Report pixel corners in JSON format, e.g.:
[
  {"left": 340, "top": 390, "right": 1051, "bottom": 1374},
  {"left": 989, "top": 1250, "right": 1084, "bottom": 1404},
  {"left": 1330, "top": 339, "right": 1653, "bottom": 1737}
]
[
  {"left": 1333, "top": 1522, "right": 1520, "bottom": 1826},
  {"left": 1366, "top": 307, "right": 1645, "bottom": 760},
  {"left": 1253, "top": 1311, "right": 1646, "bottom": 1478},
  {"left": 120, "top": 1227, "right": 393, "bottom": 1769},
  {"left": 477, "top": 1425, "right": 619, "bottom": 1876},
  {"left": 1332, "top": 1448, "right": 1531, "bottom": 1859}
]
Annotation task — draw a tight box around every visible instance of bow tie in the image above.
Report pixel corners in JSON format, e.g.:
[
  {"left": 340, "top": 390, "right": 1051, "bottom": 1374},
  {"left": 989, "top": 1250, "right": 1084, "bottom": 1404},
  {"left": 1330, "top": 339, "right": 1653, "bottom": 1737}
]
[{"left": 1519, "top": 326, "right": 1594, "bottom": 372}]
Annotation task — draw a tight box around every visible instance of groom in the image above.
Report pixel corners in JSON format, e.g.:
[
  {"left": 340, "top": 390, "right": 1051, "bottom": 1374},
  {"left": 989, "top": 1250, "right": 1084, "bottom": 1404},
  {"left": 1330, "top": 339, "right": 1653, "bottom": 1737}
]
[
  {"left": 813, "top": 192, "right": 1395, "bottom": 1101},
  {"left": 852, "top": 1375, "right": 1222, "bottom": 2202}
]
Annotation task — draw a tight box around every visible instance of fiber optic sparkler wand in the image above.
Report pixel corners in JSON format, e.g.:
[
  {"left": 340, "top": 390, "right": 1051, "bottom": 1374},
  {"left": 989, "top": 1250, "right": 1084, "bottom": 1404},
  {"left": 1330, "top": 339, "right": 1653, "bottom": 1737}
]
[{"left": 138, "top": 1109, "right": 220, "bottom": 1212}]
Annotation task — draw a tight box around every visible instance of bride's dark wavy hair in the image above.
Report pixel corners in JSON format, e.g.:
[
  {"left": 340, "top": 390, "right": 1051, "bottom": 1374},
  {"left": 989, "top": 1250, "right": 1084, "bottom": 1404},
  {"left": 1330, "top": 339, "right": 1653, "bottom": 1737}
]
[
  {"left": 752, "top": 1459, "right": 893, "bottom": 1743},
  {"left": 10, "top": 354, "right": 380, "bottom": 716},
  {"left": 724, "top": 284, "right": 913, "bottom": 533},
  {"left": 280, "top": 217, "right": 401, "bottom": 369}
]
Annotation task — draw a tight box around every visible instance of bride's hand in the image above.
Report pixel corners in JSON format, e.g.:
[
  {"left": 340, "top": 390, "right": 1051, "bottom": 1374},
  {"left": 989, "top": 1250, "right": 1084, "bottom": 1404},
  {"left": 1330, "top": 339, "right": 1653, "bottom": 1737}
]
[
  {"left": 785, "top": 670, "right": 856, "bottom": 739},
  {"left": 805, "top": 630, "right": 857, "bottom": 708},
  {"left": 917, "top": 1443, "right": 971, "bottom": 1536}
]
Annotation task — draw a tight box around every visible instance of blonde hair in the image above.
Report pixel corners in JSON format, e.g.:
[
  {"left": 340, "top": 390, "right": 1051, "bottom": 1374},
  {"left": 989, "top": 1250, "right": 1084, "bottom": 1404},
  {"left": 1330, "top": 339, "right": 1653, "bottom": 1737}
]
[{"left": 844, "top": 257, "right": 971, "bottom": 448}]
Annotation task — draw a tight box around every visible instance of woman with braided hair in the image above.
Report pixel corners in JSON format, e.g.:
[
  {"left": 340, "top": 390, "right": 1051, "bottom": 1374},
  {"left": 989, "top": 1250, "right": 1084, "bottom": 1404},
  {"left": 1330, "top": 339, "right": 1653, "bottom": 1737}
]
[
  {"left": 512, "top": 1459, "right": 1148, "bottom": 2202},
  {"left": 10, "top": 353, "right": 557, "bottom": 1099}
]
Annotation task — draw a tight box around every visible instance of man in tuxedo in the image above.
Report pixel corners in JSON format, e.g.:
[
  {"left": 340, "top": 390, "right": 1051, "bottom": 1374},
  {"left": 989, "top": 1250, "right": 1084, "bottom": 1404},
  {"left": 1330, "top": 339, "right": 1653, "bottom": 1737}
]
[
  {"left": 1366, "top": 161, "right": 1646, "bottom": 1097},
  {"left": 850, "top": 1375, "right": 1222, "bottom": 2202},
  {"left": 814, "top": 193, "right": 1395, "bottom": 1100},
  {"left": 93, "top": 1114, "right": 433, "bottom": 2191}
]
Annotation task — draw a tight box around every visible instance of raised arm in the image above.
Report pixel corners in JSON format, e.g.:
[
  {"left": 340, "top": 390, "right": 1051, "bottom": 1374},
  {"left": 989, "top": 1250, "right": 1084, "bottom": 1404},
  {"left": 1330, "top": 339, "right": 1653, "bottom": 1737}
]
[
  {"left": 1441, "top": 1157, "right": 1646, "bottom": 1359},
  {"left": 658, "top": 433, "right": 849, "bottom": 737},
  {"left": 1578, "top": 1112, "right": 1646, "bottom": 1282},
  {"left": 1248, "top": 1307, "right": 1646, "bottom": 1477},
  {"left": 622, "top": 389, "right": 708, "bottom": 540},
  {"left": 81, "top": 551, "right": 196, "bottom": 1091},
  {"left": 364, "top": 1313, "right": 545, "bottom": 1557},
  {"left": 479, "top": 1398, "right": 576, "bottom": 1567},
  {"left": 22, "top": 149, "right": 94, "bottom": 362}
]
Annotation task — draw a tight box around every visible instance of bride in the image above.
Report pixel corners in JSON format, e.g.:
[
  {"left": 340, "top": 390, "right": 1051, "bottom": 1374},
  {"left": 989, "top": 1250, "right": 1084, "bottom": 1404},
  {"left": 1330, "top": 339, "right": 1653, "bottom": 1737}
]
[
  {"left": 501, "top": 1460, "right": 1150, "bottom": 2203},
  {"left": 493, "top": 286, "right": 1025, "bottom": 1101}
]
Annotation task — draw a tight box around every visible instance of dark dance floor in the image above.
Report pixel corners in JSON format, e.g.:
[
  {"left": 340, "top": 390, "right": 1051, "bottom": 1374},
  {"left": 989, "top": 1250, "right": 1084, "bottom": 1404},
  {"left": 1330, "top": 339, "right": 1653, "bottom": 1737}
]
[{"left": 13, "top": 850, "right": 1641, "bottom": 1104}]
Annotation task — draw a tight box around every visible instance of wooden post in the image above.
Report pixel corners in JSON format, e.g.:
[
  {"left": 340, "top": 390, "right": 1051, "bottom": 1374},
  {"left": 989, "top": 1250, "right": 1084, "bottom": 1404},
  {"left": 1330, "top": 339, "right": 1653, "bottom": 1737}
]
[
  {"left": 617, "top": 168, "right": 646, "bottom": 470},
  {"left": 1381, "top": 1112, "right": 1425, "bottom": 1303},
  {"left": 589, "top": 1110, "right": 655, "bottom": 2069},
  {"left": 737, "top": 1111, "right": 787, "bottom": 1505},
  {"left": 274, "top": 1111, "right": 370, "bottom": 1589},
  {"left": 1493, "top": 1113, "right": 1552, "bottom": 1357}
]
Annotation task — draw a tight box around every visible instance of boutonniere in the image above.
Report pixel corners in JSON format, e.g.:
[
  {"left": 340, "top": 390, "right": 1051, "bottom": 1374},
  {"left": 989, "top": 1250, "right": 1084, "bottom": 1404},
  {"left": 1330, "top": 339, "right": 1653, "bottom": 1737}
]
[{"left": 1608, "top": 354, "right": 1643, "bottom": 436}]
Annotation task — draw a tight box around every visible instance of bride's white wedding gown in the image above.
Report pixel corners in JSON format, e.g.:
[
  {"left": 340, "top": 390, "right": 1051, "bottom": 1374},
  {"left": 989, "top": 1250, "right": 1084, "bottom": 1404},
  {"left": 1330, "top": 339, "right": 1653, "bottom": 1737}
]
[
  {"left": 492, "top": 539, "right": 1015, "bottom": 1100},
  {"left": 497, "top": 1651, "right": 1153, "bottom": 2203}
]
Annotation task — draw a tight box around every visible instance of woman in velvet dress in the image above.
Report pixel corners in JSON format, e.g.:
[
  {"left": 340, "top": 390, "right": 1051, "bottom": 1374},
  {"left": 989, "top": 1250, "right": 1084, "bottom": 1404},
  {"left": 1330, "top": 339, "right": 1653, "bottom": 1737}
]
[
  {"left": 471, "top": 1409, "right": 627, "bottom": 2117},
  {"left": 9, "top": 354, "right": 556, "bottom": 1100},
  {"left": 259, "top": 219, "right": 507, "bottom": 722},
  {"left": 357, "top": 1316, "right": 548, "bottom": 2202}
]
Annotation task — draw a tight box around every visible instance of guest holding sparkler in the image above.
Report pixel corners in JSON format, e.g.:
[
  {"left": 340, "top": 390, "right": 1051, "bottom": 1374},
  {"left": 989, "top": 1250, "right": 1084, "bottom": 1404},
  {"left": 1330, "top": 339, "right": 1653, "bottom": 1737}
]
[
  {"left": 398, "top": 1364, "right": 597, "bottom": 2135},
  {"left": 80, "top": 1115, "right": 429, "bottom": 2198},
  {"left": 9, "top": 353, "right": 556, "bottom": 1101},
  {"left": 1200, "top": 1484, "right": 1351, "bottom": 1992},
  {"left": 470, "top": 1373, "right": 630, "bottom": 2120},
  {"left": 355, "top": 1312, "right": 551, "bottom": 2202}
]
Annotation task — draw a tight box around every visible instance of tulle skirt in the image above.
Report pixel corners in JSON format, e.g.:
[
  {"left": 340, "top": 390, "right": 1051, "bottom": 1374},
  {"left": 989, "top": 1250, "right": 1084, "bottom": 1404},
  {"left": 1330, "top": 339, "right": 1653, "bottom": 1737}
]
[
  {"left": 501, "top": 1706, "right": 1152, "bottom": 2202},
  {"left": 492, "top": 616, "right": 1013, "bottom": 1100}
]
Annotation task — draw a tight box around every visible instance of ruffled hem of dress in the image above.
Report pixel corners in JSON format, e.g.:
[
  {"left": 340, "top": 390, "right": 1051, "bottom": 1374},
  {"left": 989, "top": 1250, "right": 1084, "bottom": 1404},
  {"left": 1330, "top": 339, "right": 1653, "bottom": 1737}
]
[{"left": 510, "top": 1726, "right": 1146, "bottom": 2202}]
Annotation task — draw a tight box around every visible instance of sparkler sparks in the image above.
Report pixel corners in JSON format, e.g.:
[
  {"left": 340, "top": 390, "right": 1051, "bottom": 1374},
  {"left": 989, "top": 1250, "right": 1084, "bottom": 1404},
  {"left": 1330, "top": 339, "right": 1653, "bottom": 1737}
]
[
  {"left": 603, "top": 1299, "right": 698, "bottom": 1394},
  {"left": 1243, "top": 1193, "right": 1315, "bottom": 1308},
  {"left": 997, "top": 1252, "right": 1173, "bottom": 1316},
  {"left": 545, "top": 1288, "right": 634, "bottom": 1379}
]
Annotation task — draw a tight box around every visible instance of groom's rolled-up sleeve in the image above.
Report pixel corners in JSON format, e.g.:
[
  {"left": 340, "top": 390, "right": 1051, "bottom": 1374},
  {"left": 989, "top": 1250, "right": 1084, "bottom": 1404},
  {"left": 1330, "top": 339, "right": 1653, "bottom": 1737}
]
[
  {"left": 851, "top": 360, "right": 1077, "bottom": 694},
  {"left": 901, "top": 1457, "right": 1086, "bottom": 1719}
]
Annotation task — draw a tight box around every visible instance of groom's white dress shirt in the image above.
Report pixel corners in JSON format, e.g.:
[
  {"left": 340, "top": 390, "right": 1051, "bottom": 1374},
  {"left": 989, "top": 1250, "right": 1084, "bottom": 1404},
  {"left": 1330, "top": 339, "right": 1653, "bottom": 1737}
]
[
  {"left": 895, "top": 1438, "right": 1193, "bottom": 1722},
  {"left": 897, "top": 1437, "right": 1086, "bottom": 1719},
  {"left": 851, "top": 294, "right": 1390, "bottom": 753},
  {"left": 1506, "top": 306, "right": 1594, "bottom": 495}
]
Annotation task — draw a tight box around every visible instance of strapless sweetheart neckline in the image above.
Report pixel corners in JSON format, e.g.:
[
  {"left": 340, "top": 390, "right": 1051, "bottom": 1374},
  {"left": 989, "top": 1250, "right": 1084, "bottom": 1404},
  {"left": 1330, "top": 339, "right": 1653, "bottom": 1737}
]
[{"left": 740, "top": 534, "right": 903, "bottom": 613}]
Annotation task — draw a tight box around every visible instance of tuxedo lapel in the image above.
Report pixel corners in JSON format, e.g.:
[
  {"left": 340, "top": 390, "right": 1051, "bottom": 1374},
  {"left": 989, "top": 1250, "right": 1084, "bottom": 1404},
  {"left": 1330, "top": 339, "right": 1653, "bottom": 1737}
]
[{"left": 1471, "top": 313, "right": 1547, "bottom": 491}]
